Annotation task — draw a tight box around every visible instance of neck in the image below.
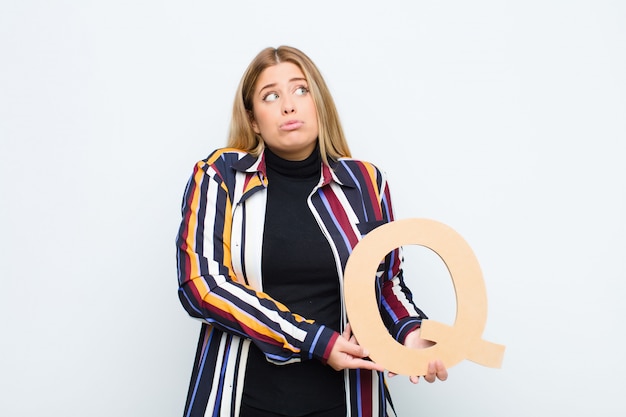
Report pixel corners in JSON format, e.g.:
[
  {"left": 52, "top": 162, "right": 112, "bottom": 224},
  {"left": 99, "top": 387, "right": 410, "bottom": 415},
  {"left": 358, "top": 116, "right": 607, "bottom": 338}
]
[{"left": 264, "top": 145, "right": 321, "bottom": 179}]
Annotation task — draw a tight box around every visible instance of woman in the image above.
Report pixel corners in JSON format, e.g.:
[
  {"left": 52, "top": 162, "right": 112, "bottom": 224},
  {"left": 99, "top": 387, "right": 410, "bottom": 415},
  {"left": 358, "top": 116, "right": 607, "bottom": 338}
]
[{"left": 176, "top": 45, "right": 447, "bottom": 417}]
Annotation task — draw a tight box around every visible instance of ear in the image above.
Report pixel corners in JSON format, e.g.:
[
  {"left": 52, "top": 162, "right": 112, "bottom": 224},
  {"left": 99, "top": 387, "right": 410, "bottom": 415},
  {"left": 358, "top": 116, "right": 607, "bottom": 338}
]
[{"left": 248, "top": 110, "right": 260, "bottom": 134}]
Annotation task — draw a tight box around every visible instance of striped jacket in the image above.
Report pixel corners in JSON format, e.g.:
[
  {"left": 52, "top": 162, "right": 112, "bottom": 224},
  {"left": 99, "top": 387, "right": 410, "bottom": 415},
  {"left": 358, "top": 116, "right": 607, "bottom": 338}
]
[{"left": 176, "top": 148, "right": 426, "bottom": 417}]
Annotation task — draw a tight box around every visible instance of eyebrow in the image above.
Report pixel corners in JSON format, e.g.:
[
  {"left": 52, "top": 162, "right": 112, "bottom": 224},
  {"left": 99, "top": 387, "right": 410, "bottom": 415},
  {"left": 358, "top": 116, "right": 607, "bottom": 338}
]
[{"left": 258, "top": 77, "right": 308, "bottom": 93}]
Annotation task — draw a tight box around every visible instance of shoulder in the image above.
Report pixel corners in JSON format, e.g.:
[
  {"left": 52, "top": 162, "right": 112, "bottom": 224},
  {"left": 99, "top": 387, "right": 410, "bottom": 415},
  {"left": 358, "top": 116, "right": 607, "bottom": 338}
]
[
  {"left": 333, "top": 157, "right": 388, "bottom": 187},
  {"left": 337, "top": 157, "right": 376, "bottom": 168}
]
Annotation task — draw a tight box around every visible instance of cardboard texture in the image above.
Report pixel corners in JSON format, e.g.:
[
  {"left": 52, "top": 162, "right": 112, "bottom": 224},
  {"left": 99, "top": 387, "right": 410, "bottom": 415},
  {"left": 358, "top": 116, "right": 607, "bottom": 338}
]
[{"left": 344, "top": 218, "right": 505, "bottom": 376}]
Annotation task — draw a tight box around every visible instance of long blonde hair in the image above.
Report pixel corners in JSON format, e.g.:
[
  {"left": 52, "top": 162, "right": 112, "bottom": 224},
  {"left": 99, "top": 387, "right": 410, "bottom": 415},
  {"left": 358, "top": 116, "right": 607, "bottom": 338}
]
[{"left": 227, "top": 46, "right": 351, "bottom": 164}]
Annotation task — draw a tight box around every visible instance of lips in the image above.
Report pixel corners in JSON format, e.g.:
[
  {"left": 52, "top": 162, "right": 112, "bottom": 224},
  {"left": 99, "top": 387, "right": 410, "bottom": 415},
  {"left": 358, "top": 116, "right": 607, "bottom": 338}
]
[{"left": 280, "top": 120, "right": 304, "bottom": 131}]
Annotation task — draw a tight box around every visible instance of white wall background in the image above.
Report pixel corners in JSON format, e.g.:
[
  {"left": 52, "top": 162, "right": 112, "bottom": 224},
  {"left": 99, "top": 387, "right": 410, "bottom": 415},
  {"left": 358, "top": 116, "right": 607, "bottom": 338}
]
[{"left": 1, "top": 1, "right": 625, "bottom": 415}]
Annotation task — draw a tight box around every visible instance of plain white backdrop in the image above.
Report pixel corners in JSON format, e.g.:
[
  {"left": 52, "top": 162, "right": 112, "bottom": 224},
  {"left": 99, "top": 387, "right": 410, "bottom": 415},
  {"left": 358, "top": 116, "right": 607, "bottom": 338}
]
[{"left": 1, "top": 1, "right": 625, "bottom": 415}]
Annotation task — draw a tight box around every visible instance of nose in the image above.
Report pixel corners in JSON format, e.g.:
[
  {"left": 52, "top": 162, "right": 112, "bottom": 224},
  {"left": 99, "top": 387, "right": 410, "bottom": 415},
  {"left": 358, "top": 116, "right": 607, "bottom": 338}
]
[{"left": 282, "top": 98, "right": 296, "bottom": 114}]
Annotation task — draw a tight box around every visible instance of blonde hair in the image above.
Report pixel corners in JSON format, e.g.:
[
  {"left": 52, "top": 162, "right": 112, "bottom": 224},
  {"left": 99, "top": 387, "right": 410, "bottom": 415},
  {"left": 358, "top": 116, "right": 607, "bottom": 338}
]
[{"left": 227, "top": 46, "right": 351, "bottom": 164}]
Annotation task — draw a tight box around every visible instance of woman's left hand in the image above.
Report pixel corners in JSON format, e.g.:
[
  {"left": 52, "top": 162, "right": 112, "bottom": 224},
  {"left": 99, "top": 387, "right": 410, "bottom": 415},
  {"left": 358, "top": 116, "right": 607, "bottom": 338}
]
[{"left": 387, "top": 328, "right": 449, "bottom": 384}]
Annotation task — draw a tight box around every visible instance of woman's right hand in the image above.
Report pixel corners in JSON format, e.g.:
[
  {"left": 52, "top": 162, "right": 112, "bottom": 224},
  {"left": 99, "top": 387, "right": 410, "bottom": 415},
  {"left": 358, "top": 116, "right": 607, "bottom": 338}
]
[{"left": 326, "top": 323, "right": 385, "bottom": 372}]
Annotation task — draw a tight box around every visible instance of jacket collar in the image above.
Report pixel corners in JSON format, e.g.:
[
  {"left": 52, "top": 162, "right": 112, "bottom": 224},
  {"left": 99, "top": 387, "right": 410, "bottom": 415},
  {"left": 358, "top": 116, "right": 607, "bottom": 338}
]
[
  {"left": 231, "top": 152, "right": 267, "bottom": 176},
  {"left": 230, "top": 150, "right": 358, "bottom": 189}
]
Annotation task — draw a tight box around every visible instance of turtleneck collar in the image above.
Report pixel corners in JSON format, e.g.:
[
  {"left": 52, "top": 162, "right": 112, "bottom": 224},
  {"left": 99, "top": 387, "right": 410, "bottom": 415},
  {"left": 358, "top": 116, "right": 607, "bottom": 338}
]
[{"left": 264, "top": 144, "right": 321, "bottom": 179}]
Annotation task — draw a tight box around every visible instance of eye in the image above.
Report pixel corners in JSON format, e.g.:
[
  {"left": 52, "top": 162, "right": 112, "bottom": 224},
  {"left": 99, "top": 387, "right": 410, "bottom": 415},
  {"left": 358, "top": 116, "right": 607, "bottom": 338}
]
[
  {"left": 263, "top": 92, "right": 279, "bottom": 102},
  {"left": 295, "top": 86, "right": 309, "bottom": 96}
]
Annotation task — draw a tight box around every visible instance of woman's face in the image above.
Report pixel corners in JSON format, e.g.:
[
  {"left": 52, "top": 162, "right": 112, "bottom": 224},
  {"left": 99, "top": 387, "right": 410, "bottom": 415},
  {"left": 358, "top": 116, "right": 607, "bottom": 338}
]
[{"left": 250, "top": 62, "right": 319, "bottom": 161}]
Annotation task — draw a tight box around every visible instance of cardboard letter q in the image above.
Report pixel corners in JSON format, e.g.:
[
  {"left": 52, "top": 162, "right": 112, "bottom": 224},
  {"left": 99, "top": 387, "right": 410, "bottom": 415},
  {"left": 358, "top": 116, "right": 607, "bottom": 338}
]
[{"left": 344, "top": 218, "right": 505, "bottom": 376}]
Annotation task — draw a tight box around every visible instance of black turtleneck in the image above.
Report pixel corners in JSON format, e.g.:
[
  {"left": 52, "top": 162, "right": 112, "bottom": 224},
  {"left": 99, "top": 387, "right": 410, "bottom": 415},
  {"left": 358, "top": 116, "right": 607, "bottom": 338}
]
[
  {"left": 261, "top": 147, "right": 341, "bottom": 326},
  {"left": 241, "top": 146, "right": 345, "bottom": 416}
]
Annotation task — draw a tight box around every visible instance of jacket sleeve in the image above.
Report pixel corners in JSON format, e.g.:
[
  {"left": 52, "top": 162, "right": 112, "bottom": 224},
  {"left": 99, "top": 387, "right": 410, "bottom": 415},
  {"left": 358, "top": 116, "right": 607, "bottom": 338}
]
[
  {"left": 176, "top": 157, "right": 338, "bottom": 364},
  {"left": 375, "top": 169, "right": 428, "bottom": 344}
]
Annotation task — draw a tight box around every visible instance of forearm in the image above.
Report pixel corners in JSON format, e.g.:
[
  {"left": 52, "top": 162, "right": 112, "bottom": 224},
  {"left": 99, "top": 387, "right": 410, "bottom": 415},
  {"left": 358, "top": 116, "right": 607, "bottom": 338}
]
[
  {"left": 177, "top": 273, "right": 338, "bottom": 362},
  {"left": 376, "top": 175, "right": 427, "bottom": 341}
]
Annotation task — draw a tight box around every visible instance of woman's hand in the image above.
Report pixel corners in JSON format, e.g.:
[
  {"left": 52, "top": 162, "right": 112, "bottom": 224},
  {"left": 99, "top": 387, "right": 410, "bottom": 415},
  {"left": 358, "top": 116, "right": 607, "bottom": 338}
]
[
  {"left": 326, "top": 323, "right": 385, "bottom": 372},
  {"left": 388, "top": 328, "right": 449, "bottom": 384}
]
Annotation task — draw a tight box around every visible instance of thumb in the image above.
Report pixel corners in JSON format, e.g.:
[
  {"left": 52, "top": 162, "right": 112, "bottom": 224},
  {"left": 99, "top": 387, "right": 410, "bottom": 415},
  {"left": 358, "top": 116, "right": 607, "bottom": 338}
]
[
  {"left": 342, "top": 323, "right": 352, "bottom": 339},
  {"left": 338, "top": 337, "right": 369, "bottom": 358}
]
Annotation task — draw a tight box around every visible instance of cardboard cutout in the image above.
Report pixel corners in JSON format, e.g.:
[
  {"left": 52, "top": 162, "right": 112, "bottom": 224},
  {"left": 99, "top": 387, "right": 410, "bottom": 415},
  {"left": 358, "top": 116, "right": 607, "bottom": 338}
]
[{"left": 344, "top": 218, "right": 505, "bottom": 376}]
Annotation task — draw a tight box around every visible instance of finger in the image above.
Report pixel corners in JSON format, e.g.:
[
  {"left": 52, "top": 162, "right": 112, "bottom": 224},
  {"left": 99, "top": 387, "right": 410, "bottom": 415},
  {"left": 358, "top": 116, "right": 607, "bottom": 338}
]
[
  {"left": 424, "top": 361, "right": 437, "bottom": 383},
  {"left": 387, "top": 371, "right": 422, "bottom": 383},
  {"left": 342, "top": 323, "right": 352, "bottom": 339},
  {"left": 435, "top": 360, "right": 448, "bottom": 381},
  {"left": 346, "top": 358, "right": 385, "bottom": 372}
]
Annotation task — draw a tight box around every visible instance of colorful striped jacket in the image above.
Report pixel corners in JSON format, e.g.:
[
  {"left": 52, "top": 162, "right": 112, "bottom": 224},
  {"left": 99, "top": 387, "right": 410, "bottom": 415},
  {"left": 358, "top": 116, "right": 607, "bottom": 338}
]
[{"left": 176, "top": 148, "right": 426, "bottom": 417}]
